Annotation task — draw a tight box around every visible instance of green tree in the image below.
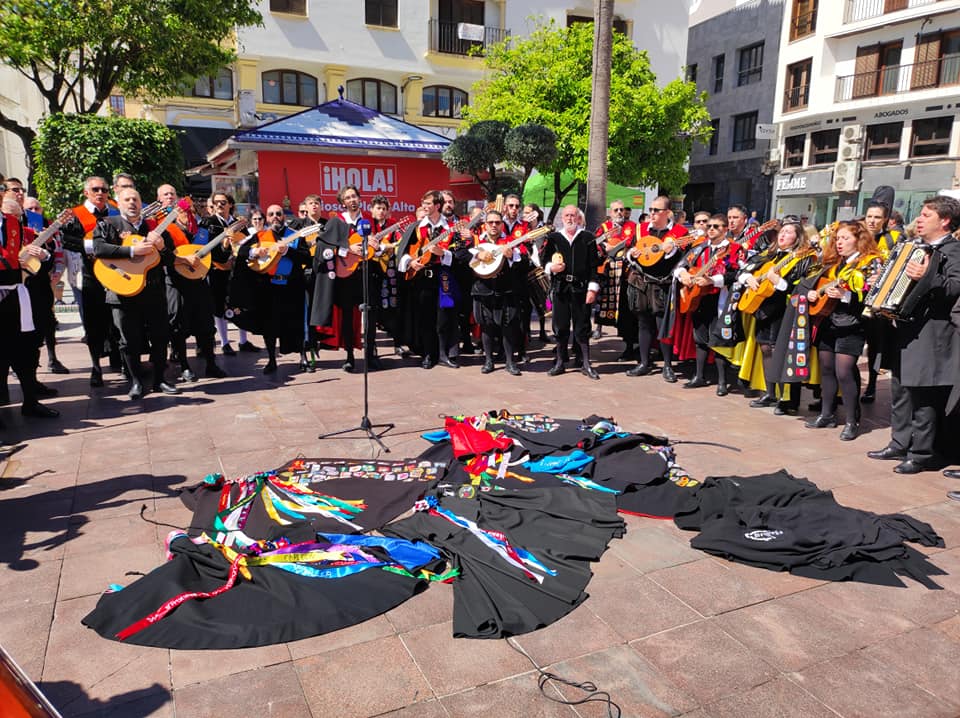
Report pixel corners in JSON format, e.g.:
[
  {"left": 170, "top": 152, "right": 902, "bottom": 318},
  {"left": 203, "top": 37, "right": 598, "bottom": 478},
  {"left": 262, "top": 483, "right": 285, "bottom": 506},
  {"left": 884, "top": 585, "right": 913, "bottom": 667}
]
[
  {"left": 465, "top": 19, "right": 712, "bottom": 220},
  {"left": 0, "top": 0, "right": 262, "bottom": 186},
  {"left": 504, "top": 123, "right": 557, "bottom": 196},
  {"left": 33, "top": 114, "right": 184, "bottom": 210}
]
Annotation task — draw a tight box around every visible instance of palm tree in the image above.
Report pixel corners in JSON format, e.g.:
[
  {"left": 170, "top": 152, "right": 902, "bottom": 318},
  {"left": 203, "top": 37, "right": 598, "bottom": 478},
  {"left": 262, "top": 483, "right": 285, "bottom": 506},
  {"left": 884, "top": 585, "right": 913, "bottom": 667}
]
[{"left": 585, "top": 0, "right": 614, "bottom": 230}]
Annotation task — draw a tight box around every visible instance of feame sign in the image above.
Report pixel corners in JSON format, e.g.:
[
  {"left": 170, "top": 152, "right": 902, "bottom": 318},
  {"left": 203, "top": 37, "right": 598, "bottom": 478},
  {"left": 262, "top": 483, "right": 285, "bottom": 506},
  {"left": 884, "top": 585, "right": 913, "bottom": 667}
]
[{"left": 776, "top": 175, "right": 807, "bottom": 193}]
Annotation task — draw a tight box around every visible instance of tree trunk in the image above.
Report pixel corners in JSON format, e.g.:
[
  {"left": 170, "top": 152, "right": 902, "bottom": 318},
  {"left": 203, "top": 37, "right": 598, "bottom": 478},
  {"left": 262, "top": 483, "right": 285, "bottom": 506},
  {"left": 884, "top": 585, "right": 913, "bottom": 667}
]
[
  {"left": 585, "top": 0, "right": 613, "bottom": 231},
  {"left": 0, "top": 119, "right": 37, "bottom": 191}
]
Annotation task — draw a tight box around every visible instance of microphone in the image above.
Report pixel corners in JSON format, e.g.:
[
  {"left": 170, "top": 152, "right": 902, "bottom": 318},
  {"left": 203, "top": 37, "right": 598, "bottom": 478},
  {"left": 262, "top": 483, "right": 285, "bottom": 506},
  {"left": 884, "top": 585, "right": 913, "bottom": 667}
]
[{"left": 356, "top": 219, "right": 371, "bottom": 237}]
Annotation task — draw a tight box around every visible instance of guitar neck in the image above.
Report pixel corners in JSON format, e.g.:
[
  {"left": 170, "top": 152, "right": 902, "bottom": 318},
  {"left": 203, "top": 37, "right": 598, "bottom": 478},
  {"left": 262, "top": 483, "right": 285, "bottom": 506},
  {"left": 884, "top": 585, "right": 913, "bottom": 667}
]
[{"left": 693, "top": 247, "right": 729, "bottom": 279}]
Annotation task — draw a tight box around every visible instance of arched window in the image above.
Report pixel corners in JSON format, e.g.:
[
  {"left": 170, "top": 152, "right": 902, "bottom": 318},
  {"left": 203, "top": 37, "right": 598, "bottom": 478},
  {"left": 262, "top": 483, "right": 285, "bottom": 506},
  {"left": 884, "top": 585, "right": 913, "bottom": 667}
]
[
  {"left": 422, "top": 85, "right": 468, "bottom": 118},
  {"left": 346, "top": 78, "right": 397, "bottom": 114},
  {"left": 262, "top": 69, "right": 318, "bottom": 106},
  {"left": 193, "top": 68, "right": 234, "bottom": 100}
]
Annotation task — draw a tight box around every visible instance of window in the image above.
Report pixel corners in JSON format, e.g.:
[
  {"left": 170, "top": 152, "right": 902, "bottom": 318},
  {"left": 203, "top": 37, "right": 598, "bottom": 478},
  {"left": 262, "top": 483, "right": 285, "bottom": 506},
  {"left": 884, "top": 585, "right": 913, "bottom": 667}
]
[
  {"left": 732, "top": 111, "right": 758, "bottom": 152},
  {"left": 269, "top": 0, "right": 306, "bottom": 15},
  {"left": 708, "top": 118, "right": 720, "bottom": 155},
  {"left": 365, "top": 0, "right": 397, "bottom": 27},
  {"left": 852, "top": 41, "right": 902, "bottom": 98},
  {"left": 712, "top": 55, "right": 724, "bottom": 93},
  {"left": 262, "top": 70, "right": 318, "bottom": 106},
  {"left": 737, "top": 42, "right": 764, "bottom": 86},
  {"left": 913, "top": 30, "right": 960, "bottom": 89},
  {"left": 910, "top": 116, "right": 951, "bottom": 157},
  {"left": 109, "top": 95, "right": 125, "bottom": 116},
  {"left": 422, "top": 85, "right": 468, "bottom": 118},
  {"left": 784, "top": 134, "right": 805, "bottom": 167},
  {"left": 686, "top": 64, "right": 698, "bottom": 84},
  {"left": 346, "top": 78, "right": 398, "bottom": 114},
  {"left": 193, "top": 68, "right": 234, "bottom": 100},
  {"left": 810, "top": 129, "right": 840, "bottom": 164},
  {"left": 783, "top": 58, "right": 811, "bottom": 111},
  {"left": 865, "top": 122, "right": 903, "bottom": 160},
  {"left": 790, "top": 0, "right": 818, "bottom": 41},
  {"left": 567, "top": 13, "right": 629, "bottom": 36}
]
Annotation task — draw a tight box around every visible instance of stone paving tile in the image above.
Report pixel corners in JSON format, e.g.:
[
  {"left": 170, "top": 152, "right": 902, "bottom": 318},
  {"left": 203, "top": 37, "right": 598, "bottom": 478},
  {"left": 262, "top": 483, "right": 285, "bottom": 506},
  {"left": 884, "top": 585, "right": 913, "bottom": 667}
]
[
  {"left": 376, "top": 699, "right": 450, "bottom": 718},
  {"left": 384, "top": 581, "right": 455, "bottom": 634},
  {"left": 647, "top": 558, "right": 774, "bottom": 617},
  {"left": 399, "top": 621, "right": 531, "bottom": 697},
  {"left": 585, "top": 573, "right": 702, "bottom": 642},
  {"left": 831, "top": 475, "right": 956, "bottom": 514},
  {"left": 718, "top": 559, "right": 825, "bottom": 599},
  {"left": 633, "top": 620, "right": 778, "bottom": 706},
  {"left": 61, "top": 512, "right": 159, "bottom": 558},
  {"left": 173, "top": 663, "right": 309, "bottom": 718},
  {"left": 860, "top": 627, "right": 960, "bottom": 710},
  {"left": 295, "top": 635, "right": 433, "bottom": 718},
  {"left": 509, "top": 599, "right": 624, "bottom": 667},
  {"left": 69, "top": 692, "right": 174, "bottom": 718},
  {"left": 608, "top": 520, "right": 703, "bottom": 574},
  {"left": 548, "top": 644, "right": 698, "bottom": 718},
  {"left": 71, "top": 472, "right": 161, "bottom": 520},
  {"left": 286, "top": 614, "right": 396, "bottom": 661},
  {"left": 791, "top": 652, "right": 957, "bottom": 718},
  {"left": 811, "top": 574, "right": 960, "bottom": 627},
  {"left": 935, "top": 614, "right": 960, "bottom": 641},
  {"left": 170, "top": 643, "right": 292, "bottom": 690},
  {"left": 0, "top": 557, "right": 62, "bottom": 607},
  {"left": 702, "top": 675, "right": 838, "bottom": 718},
  {"left": 440, "top": 672, "right": 578, "bottom": 717},
  {"left": 0, "top": 602, "right": 54, "bottom": 679},
  {"left": 59, "top": 543, "right": 164, "bottom": 601}
]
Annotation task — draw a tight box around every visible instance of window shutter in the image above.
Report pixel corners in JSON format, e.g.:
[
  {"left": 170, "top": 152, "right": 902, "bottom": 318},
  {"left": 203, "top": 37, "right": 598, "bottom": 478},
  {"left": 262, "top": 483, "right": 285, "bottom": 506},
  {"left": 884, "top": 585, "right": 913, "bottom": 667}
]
[
  {"left": 853, "top": 45, "right": 879, "bottom": 98},
  {"left": 912, "top": 35, "right": 941, "bottom": 89}
]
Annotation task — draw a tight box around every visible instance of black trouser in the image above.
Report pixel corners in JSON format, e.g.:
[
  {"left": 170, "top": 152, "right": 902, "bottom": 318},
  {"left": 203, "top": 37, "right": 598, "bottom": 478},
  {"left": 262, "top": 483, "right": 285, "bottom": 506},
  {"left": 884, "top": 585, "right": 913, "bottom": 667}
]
[
  {"left": 889, "top": 374, "right": 944, "bottom": 463},
  {"left": 552, "top": 287, "right": 592, "bottom": 359},
  {"left": 111, "top": 284, "right": 170, "bottom": 386},
  {"left": 81, "top": 269, "right": 115, "bottom": 368},
  {"left": 0, "top": 292, "right": 41, "bottom": 406}
]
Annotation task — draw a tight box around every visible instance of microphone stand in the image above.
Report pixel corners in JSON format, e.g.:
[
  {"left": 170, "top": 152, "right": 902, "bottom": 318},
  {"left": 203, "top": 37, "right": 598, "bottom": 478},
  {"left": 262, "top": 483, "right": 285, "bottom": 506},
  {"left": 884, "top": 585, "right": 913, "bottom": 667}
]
[{"left": 318, "top": 220, "right": 394, "bottom": 452}]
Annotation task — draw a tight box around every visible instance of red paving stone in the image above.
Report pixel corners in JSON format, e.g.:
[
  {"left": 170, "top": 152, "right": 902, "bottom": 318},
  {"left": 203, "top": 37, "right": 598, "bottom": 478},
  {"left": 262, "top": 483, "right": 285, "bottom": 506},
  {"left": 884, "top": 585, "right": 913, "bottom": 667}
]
[{"left": 0, "top": 324, "right": 958, "bottom": 716}]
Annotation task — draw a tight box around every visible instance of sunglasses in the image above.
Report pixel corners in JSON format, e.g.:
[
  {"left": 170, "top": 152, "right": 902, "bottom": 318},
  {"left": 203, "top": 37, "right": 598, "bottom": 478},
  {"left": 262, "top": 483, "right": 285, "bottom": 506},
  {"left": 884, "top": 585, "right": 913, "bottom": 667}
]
[
  {"left": 650, "top": 208, "right": 669, "bottom": 213},
  {"left": 612, "top": 208, "right": 626, "bottom": 212},
  {"left": 707, "top": 223, "right": 725, "bottom": 229},
  {"left": 251, "top": 216, "right": 265, "bottom": 221},
  {"left": 213, "top": 200, "right": 228, "bottom": 206},
  {"left": 505, "top": 203, "right": 520, "bottom": 208},
  {"left": 486, "top": 220, "right": 503, "bottom": 224},
  {"left": 267, "top": 212, "right": 284, "bottom": 217},
  {"left": 298, "top": 210, "right": 308, "bottom": 215},
  {"left": 89, "top": 186, "right": 109, "bottom": 193},
  {"left": 695, "top": 218, "right": 708, "bottom": 223}
]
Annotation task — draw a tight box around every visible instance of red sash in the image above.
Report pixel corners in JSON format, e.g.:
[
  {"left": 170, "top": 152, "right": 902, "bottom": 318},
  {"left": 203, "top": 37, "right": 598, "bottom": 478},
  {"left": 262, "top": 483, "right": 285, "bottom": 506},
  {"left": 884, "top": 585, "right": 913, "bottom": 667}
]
[
  {"left": 72, "top": 205, "right": 99, "bottom": 237},
  {"left": 1, "top": 213, "right": 22, "bottom": 269}
]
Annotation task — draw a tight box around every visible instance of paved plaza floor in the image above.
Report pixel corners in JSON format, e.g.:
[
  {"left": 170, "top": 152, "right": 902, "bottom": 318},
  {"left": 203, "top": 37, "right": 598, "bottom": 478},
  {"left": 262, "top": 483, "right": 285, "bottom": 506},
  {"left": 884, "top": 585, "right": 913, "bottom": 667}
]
[{"left": 1, "top": 309, "right": 959, "bottom": 717}]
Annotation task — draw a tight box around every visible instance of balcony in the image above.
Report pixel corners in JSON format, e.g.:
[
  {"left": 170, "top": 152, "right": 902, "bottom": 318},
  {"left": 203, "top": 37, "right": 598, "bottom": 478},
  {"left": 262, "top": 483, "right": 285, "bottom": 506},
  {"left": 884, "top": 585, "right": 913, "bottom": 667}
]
[
  {"left": 835, "top": 54, "right": 960, "bottom": 100},
  {"left": 428, "top": 19, "right": 509, "bottom": 57},
  {"left": 783, "top": 84, "right": 811, "bottom": 112},
  {"left": 789, "top": 9, "right": 818, "bottom": 41},
  {"left": 843, "top": 0, "right": 939, "bottom": 24}
]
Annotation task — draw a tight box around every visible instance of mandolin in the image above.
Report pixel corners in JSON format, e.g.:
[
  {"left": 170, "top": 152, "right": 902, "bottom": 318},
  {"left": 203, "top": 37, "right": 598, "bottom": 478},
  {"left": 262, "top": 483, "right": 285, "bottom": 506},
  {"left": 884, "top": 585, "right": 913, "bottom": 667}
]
[
  {"left": 173, "top": 218, "right": 248, "bottom": 280},
  {"left": 93, "top": 208, "right": 180, "bottom": 297},
  {"left": 678, "top": 244, "right": 731, "bottom": 314},
  {"left": 19, "top": 208, "right": 74, "bottom": 276},
  {"left": 469, "top": 226, "right": 552, "bottom": 278},
  {"left": 247, "top": 223, "right": 323, "bottom": 274},
  {"left": 630, "top": 233, "right": 703, "bottom": 267},
  {"left": 336, "top": 216, "right": 415, "bottom": 278}
]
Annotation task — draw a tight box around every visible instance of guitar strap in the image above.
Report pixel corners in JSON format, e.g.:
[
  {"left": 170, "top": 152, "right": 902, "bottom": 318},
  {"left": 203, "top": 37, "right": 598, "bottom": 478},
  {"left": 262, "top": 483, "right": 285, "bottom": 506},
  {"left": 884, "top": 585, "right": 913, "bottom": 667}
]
[{"left": 271, "top": 226, "right": 298, "bottom": 285}]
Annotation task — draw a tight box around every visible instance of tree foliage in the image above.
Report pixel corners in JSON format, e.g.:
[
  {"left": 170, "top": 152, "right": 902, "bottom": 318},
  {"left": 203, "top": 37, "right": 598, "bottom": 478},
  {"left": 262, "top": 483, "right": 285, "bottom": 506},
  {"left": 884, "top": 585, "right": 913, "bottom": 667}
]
[
  {"left": 0, "top": 0, "right": 262, "bottom": 183},
  {"left": 464, "top": 20, "right": 712, "bottom": 218},
  {"left": 504, "top": 123, "right": 557, "bottom": 194},
  {"left": 33, "top": 114, "right": 184, "bottom": 211}
]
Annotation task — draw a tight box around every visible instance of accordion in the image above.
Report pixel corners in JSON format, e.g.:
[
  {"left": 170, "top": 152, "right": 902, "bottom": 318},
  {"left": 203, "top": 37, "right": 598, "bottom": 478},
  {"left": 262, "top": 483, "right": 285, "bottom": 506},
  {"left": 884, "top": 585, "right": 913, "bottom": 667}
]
[{"left": 862, "top": 241, "right": 935, "bottom": 321}]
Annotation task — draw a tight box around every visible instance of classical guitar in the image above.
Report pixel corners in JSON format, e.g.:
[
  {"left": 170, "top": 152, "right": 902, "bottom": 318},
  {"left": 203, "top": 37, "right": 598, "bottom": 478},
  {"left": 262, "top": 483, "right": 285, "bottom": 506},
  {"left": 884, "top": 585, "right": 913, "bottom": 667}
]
[
  {"left": 173, "top": 218, "right": 248, "bottom": 280},
  {"left": 335, "top": 216, "right": 415, "bottom": 279},
  {"left": 93, "top": 208, "right": 180, "bottom": 297},
  {"left": 678, "top": 244, "right": 731, "bottom": 314},
  {"left": 19, "top": 208, "right": 74, "bottom": 276},
  {"left": 737, "top": 248, "right": 815, "bottom": 314},
  {"left": 469, "top": 226, "right": 552, "bottom": 278},
  {"left": 247, "top": 223, "right": 323, "bottom": 274}
]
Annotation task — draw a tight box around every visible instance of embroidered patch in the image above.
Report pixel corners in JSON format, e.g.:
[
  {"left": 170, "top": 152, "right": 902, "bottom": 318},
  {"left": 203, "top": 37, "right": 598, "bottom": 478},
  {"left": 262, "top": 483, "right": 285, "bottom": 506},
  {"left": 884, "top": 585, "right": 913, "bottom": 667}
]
[{"left": 744, "top": 529, "right": 784, "bottom": 542}]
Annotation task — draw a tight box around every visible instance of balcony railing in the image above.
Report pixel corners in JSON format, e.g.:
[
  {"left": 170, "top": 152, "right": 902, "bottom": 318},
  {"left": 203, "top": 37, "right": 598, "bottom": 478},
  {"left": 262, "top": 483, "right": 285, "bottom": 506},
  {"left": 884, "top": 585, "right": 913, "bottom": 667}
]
[
  {"left": 835, "top": 54, "right": 960, "bottom": 101},
  {"left": 844, "top": 0, "right": 939, "bottom": 24},
  {"left": 428, "top": 19, "right": 509, "bottom": 57},
  {"left": 783, "top": 84, "right": 811, "bottom": 112},
  {"left": 789, "top": 9, "right": 818, "bottom": 41}
]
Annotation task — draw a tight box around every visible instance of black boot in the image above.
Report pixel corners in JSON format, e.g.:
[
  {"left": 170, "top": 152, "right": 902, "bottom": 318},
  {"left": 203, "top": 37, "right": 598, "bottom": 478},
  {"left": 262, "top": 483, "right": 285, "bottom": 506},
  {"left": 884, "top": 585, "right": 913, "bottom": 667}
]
[{"left": 578, "top": 340, "right": 599, "bottom": 380}]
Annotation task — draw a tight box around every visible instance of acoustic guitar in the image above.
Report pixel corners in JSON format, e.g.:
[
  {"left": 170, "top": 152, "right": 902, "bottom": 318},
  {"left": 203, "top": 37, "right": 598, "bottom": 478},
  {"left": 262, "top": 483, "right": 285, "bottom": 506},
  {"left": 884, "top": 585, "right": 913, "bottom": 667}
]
[
  {"left": 173, "top": 218, "right": 248, "bottom": 280},
  {"left": 630, "top": 233, "right": 702, "bottom": 267},
  {"left": 335, "top": 216, "right": 414, "bottom": 278},
  {"left": 469, "top": 226, "right": 552, "bottom": 278},
  {"left": 247, "top": 223, "right": 323, "bottom": 274},
  {"left": 737, "top": 249, "right": 814, "bottom": 314},
  {"left": 93, "top": 208, "right": 180, "bottom": 297},
  {"left": 19, "top": 208, "right": 74, "bottom": 276},
  {"left": 678, "top": 244, "right": 731, "bottom": 314}
]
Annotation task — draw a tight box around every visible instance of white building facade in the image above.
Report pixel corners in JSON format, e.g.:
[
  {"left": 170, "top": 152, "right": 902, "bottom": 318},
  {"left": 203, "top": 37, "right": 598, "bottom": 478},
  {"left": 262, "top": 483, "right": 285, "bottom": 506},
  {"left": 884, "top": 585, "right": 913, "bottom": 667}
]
[{"left": 771, "top": 0, "right": 960, "bottom": 227}]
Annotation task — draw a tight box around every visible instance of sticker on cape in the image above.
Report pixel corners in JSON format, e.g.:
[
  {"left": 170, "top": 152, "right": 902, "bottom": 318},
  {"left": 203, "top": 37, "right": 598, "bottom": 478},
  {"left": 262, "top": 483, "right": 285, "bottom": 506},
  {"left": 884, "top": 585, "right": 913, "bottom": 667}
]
[{"left": 744, "top": 529, "right": 784, "bottom": 542}]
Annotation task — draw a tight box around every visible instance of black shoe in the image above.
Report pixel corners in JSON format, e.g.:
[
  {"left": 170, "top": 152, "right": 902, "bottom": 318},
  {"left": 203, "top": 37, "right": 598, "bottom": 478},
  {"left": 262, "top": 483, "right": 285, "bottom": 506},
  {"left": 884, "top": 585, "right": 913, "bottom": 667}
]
[
  {"left": 154, "top": 381, "right": 180, "bottom": 395},
  {"left": 626, "top": 363, "right": 650, "bottom": 377},
  {"left": 263, "top": 360, "right": 277, "bottom": 375},
  {"left": 867, "top": 446, "right": 907, "bottom": 461},
  {"left": 662, "top": 366, "right": 677, "bottom": 383},
  {"left": 21, "top": 401, "right": 59, "bottom": 418},
  {"left": 683, "top": 377, "right": 708, "bottom": 389},
  {"left": 716, "top": 384, "right": 729, "bottom": 397},
  {"left": 591, "top": 327, "right": 602, "bottom": 340},
  {"left": 948, "top": 490, "right": 960, "bottom": 501},
  {"left": 421, "top": 357, "right": 435, "bottom": 370},
  {"left": 460, "top": 342, "right": 476, "bottom": 355},
  {"left": 539, "top": 331, "right": 551, "bottom": 344},
  {"left": 506, "top": 363, "right": 522, "bottom": 377},
  {"left": 34, "top": 383, "right": 58, "bottom": 398},
  {"left": 128, "top": 380, "right": 144, "bottom": 400},
  {"left": 516, "top": 354, "right": 527, "bottom": 366},
  {"left": 481, "top": 360, "right": 495, "bottom": 374},
  {"left": 438, "top": 358, "right": 459, "bottom": 369},
  {"left": 205, "top": 363, "right": 227, "bottom": 379},
  {"left": 342, "top": 359, "right": 354, "bottom": 373},
  {"left": 48, "top": 359, "right": 70, "bottom": 374},
  {"left": 570, "top": 356, "right": 583, "bottom": 369},
  {"left": 807, "top": 399, "right": 822, "bottom": 412},
  {"left": 221, "top": 343, "right": 236, "bottom": 356},
  {"left": 547, "top": 361, "right": 565, "bottom": 377},
  {"left": 894, "top": 459, "right": 932, "bottom": 475},
  {"left": 366, "top": 356, "right": 383, "bottom": 371},
  {"left": 861, "top": 387, "right": 876, "bottom": 404},
  {"left": 774, "top": 402, "right": 797, "bottom": 416},
  {"left": 581, "top": 365, "right": 600, "bottom": 380},
  {"left": 750, "top": 394, "right": 777, "bottom": 408},
  {"left": 943, "top": 469, "right": 960, "bottom": 480},
  {"left": 805, "top": 415, "right": 838, "bottom": 429},
  {"left": 395, "top": 345, "right": 410, "bottom": 358},
  {"left": 839, "top": 423, "right": 860, "bottom": 441},
  {"left": 89, "top": 367, "right": 104, "bottom": 387},
  {"left": 0, "top": 387, "right": 8, "bottom": 404},
  {"left": 618, "top": 348, "right": 638, "bottom": 362},
  {"left": 239, "top": 341, "right": 261, "bottom": 353},
  {"left": 179, "top": 369, "right": 198, "bottom": 383}
]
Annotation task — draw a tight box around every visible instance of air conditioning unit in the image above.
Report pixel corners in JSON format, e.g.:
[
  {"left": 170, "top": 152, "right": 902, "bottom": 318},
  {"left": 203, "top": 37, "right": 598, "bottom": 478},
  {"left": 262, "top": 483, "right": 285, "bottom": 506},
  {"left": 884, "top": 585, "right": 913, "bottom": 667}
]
[
  {"left": 839, "top": 142, "right": 861, "bottom": 160},
  {"left": 832, "top": 160, "right": 861, "bottom": 192},
  {"left": 842, "top": 124, "right": 864, "bottom": 142},
  {"left": 237, "top": 90, "right": 257, "bottom": 128},
  {"left": 768, "top": 147, "right": 782, "bottom": 164}
]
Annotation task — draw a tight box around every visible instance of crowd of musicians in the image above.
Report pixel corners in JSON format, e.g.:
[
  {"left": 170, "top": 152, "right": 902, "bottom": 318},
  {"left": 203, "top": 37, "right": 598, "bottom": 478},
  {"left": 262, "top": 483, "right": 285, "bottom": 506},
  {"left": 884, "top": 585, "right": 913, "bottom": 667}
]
[{"left": 1, "top": 173, "right": 959, "bottom": 478}]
